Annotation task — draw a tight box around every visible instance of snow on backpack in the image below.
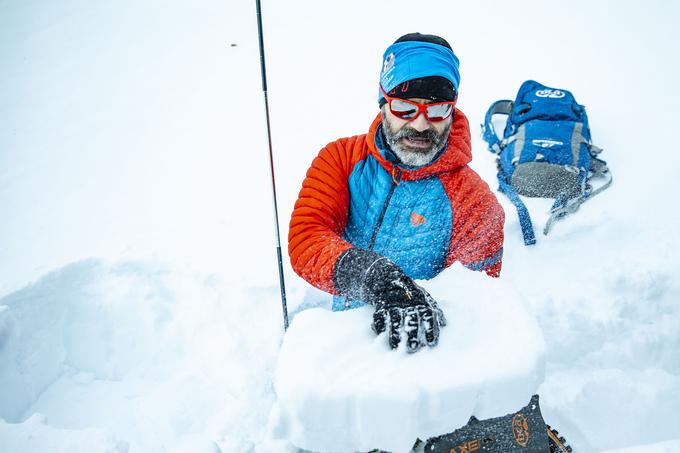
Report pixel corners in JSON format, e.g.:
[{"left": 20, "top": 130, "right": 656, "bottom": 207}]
[{"left": 482, "top": 80, "right": 612, "bottom": 245}]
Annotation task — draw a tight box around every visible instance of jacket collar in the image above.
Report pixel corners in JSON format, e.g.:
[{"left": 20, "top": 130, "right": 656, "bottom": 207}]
[{"left": 366, "top": 109, "right": 472, "bottom": 181}]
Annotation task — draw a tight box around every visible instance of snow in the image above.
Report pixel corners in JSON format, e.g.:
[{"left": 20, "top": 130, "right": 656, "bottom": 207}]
[
  {"left": 271, "top": 270, "right": 545, "bottom": 452},
  {"left": 0, "top": 414, "right": 130, "bottom": 453},
  {"left": 601, "top": 440, "right": 680, "bottom": 453},
  {"left": 1, "top": 0, "right": 680, "bottom": 452},
  {"left": 0, "top": 259, "right": 282, "bottom": 451}
]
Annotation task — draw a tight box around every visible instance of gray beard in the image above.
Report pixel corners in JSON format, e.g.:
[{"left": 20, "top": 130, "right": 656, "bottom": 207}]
[
  {"left": 381, "top": 111, "right": 450, "bottom": 167},
  {"left": 393, "top": 144, "right": 440, "bottom": 167}
]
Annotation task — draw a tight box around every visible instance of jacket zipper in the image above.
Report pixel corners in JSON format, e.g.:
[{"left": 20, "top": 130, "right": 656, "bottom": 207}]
[{"left": 368, "top": 168, "right": 402, "bottom": 250}]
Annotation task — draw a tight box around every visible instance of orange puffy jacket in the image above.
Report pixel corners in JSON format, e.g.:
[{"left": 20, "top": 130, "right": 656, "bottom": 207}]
[{"left": 289, "top": 110, "right": 504, "bottom": 296}]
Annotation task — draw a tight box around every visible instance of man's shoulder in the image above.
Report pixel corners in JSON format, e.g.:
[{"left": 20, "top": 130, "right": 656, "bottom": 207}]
[
  {"left": 317, "top": 133, "right": 371, "bottom": 167},
  {"left": 324, "top": 133, "right": 369, "bottom": 152},
  {"left": 438, "top": 165, "right": 495, "bottom": 194}
]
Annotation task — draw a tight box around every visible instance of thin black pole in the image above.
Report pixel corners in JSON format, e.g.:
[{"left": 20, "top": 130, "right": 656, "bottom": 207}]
[{"left": 255, "top": 0, "right": 289, "bottom": 330}]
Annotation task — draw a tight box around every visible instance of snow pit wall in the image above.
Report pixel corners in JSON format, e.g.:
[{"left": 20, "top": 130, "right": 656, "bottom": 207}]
[{"left": 0, "top": 259, "right": 172, "bottom": 422}]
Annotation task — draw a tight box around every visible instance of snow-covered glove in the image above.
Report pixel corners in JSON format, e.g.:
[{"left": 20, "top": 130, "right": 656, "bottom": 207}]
[{"left": 334, "top": 248, "right": 447, "bottom": 352}]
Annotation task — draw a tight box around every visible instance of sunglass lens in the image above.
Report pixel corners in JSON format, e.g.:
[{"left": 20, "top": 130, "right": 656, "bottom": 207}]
[
  {"left": 426, "top": 104, "right": 453, "bottom": 121},
  {"left": 389, "top": 99, "right": 418, "bottom": 119}
]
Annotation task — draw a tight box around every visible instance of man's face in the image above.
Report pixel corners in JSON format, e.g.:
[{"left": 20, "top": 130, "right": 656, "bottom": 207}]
[{"left": 381, "top": 99, "right": 452, "bottom": 167}]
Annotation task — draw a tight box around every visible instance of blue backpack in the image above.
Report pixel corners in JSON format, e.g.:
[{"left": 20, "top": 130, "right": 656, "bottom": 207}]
[{"left": 482, "top": 80, "right": 612, "bottom": 245}]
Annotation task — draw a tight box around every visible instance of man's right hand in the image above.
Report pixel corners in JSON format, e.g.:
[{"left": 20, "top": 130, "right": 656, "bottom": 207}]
[
  {"left": 370, "top": 282, "right": 447, "bottom": 352},
  {"left": 334, "top": 248, "right": 447, "bottom": 352}
]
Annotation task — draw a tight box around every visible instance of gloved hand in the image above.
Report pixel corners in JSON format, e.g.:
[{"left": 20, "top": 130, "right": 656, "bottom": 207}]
[
  {"left": 370, "top": 285, "right": 446, "bottom": 352},
  {"left": 334, "top": 248, "right": 447, "bottom": 352}
]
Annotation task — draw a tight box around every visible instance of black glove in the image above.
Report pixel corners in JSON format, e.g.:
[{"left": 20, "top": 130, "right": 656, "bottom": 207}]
[{"left": 334, "top": 248, "right": 447, "bottom": 352}]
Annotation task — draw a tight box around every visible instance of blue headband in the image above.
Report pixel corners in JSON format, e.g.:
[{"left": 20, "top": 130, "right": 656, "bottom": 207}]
[{"left": 378, "top": 41, "right": 460, "bottom": 102}]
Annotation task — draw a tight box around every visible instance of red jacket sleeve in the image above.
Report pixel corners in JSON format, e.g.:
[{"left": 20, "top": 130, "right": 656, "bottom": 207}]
[
  {"left": 288, "top": 136, "right": 366, "bottom": 293},
  {"left": 440, "top": 167, "right": 505, "bottom": 277}
]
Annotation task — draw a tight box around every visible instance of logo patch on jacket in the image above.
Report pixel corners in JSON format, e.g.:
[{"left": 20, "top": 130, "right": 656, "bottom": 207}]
[{"left": 410, "top": 212, "right": 427, "bottom": 227}]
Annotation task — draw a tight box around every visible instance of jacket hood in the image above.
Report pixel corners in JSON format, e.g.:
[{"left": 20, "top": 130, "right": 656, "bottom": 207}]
[{"left": 366, "top": 109, "right": 472, "bottom": 181}]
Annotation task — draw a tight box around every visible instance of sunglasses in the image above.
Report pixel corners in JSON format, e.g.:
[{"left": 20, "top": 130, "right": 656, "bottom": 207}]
[{"left": 380, "top": 85, "right": 456, "bottom": 122}]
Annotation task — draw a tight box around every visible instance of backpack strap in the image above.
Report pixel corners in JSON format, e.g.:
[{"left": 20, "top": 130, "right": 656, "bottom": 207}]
[
  {"left": 497, "top": 173, "right": 537, "bottom": 246},
  {"left": 482, "top": 100, "right": 514, "bottom": 153},
  {"left": 543, "top": 155, "right": 613, "bottom": 235},
  {"left": 482, "top": 99, "right": 536, "bottom": 245}
]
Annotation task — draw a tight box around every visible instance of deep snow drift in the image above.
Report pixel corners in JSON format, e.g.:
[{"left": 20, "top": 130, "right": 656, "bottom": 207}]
[
  {"left": 2, "top": 0, "right": 680, "bottom": 452},
  {"left": 0, "top": 259, "right": 282, "bottom": 452}
]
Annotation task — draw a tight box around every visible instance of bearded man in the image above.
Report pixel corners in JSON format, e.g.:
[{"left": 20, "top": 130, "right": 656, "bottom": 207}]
[{"left": 288, "top": 33, "right": 505, "bottom": 353}]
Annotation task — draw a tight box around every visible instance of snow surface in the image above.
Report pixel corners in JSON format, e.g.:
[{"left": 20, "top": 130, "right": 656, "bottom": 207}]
[{"left": 1, "top": 0, "right": 680, "bottom": 452}]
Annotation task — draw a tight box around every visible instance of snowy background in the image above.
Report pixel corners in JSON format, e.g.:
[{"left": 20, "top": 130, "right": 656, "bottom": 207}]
[{"left": 1, "top": 0, "right": 680, "bottom": 452}]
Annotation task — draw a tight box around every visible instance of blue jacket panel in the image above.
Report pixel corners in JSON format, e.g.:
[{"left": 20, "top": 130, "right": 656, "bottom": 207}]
[{"left": 333, "top": 131, "right": 454, "bottom": 311}]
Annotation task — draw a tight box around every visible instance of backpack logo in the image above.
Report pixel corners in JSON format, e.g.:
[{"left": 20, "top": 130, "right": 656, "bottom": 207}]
[
  {"left": 410, "top": 212, "right": 427, "bottom": 227},
  {"left": 535, "top": 89, "right": 565, "bottom": 98},
  {"left": 531, "top": 139, "right": 563, "bottom": 148}
]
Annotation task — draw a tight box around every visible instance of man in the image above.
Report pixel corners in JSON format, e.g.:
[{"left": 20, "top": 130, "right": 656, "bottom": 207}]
[{"left": 288, "top": 33, "right": 504, "bottom": 353}]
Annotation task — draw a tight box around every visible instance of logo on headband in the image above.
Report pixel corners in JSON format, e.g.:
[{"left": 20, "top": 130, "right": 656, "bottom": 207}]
[{"left": 382, "top": 52, "right": 395, "bottom": 75}]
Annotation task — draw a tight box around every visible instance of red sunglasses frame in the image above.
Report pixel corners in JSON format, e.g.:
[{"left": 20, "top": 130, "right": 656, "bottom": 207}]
[{"left": 380, "top": 85, "right": 457, "bottom": 122}]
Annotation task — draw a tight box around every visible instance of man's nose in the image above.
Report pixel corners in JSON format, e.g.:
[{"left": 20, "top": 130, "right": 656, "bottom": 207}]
[{"left": 409, "top": 112, "right": 431, "bottom": 132}]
